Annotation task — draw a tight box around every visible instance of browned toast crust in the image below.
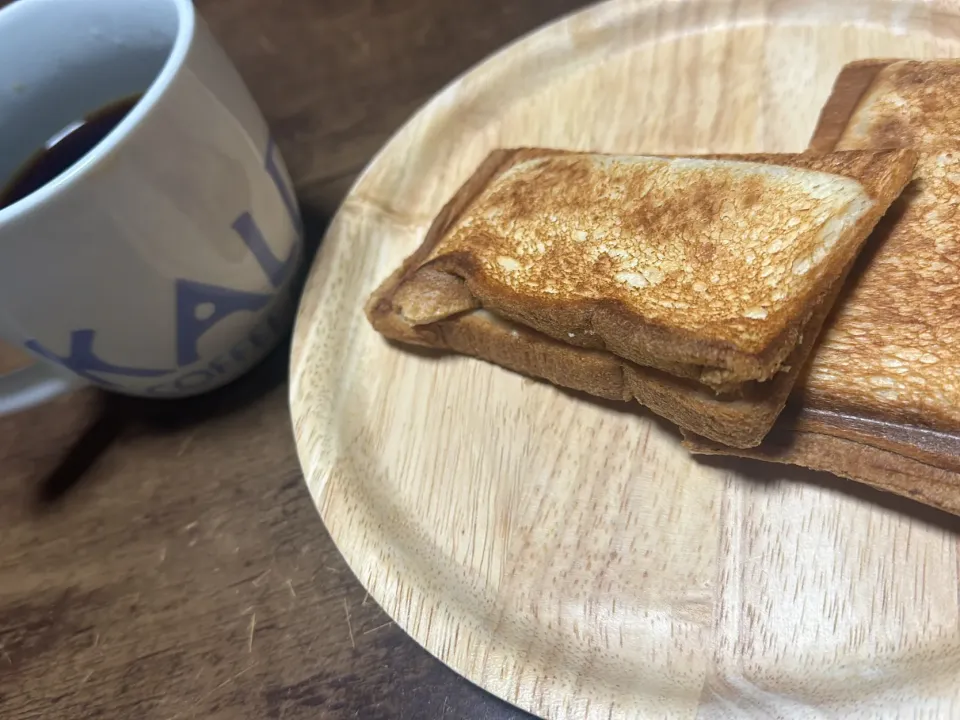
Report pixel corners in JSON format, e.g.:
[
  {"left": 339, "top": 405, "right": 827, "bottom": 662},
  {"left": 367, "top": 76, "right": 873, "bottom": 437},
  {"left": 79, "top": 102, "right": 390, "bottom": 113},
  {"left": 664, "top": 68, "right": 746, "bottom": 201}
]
[
  {"left": 808, "top": 59, "right": 899, "bottom": 152},
  {"left": 372, "top": 280, "right": 843, "bottom": 448},
  {"left": 367, "top": 148, "right": 914, "bottom": 447},
  {"left": 683, "top": 427, "right": 960, "bottom": 517}
]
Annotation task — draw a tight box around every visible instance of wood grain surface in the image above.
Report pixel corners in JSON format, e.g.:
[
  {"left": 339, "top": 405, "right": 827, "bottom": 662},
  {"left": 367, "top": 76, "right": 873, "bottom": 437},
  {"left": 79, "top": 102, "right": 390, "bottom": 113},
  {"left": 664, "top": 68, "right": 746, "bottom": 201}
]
[
  {"left": 0, "top": 0, "right": 591, "bottom": 718},
  {"left": 291, "top": 1, "right": 960, "bottom": 718}
]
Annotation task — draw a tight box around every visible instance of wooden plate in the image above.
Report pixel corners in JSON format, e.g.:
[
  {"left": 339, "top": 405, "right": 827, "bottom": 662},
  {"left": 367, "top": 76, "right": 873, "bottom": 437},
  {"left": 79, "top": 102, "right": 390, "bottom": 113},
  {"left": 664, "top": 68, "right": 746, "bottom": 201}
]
[{"left": 289, "top": 1, "right": 960, "bottom": 717}]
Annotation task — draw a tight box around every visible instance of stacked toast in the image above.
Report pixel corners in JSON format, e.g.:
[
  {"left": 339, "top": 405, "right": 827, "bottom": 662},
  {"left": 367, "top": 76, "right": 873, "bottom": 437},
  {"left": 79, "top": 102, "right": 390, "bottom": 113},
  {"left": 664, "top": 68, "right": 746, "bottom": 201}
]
[
  {"left": 367, "top": 58, "right": 960, "bottom": 515},
  {"left": 686, "top": 60, "right": 960, "bottom": 513}
]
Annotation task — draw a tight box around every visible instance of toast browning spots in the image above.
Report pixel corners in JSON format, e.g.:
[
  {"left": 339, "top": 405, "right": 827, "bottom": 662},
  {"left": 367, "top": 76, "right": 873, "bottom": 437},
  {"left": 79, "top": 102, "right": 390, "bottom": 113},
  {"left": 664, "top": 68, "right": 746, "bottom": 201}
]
[
  {"left": 801, "top": 61, "right": 960, "bottom": 431},
  {"left": 805, "top": 151, "right": 960, "bottom": 429},
  {"left": 427, "top": 154, "right": 872, "bottom": 372},
  {"left": 368, "top": 148, "right": 915, "bottom": 447},
  {"left": 842, "top": 60, "right": 960, "bottom": 149}
]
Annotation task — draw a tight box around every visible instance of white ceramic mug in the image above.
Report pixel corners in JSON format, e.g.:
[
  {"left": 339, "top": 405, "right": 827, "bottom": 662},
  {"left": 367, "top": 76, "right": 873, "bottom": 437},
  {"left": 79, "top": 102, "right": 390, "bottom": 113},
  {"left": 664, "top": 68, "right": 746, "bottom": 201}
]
[{"left": 0, "top": 0, "right": 303, "bottom": 414}]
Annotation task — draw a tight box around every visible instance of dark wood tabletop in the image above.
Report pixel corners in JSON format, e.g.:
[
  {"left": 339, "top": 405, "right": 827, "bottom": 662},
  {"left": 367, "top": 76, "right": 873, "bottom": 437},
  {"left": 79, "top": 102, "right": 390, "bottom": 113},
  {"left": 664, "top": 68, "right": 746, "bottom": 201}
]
[{"left": 0, "top": 0, "right": 593, "bottom": 718}]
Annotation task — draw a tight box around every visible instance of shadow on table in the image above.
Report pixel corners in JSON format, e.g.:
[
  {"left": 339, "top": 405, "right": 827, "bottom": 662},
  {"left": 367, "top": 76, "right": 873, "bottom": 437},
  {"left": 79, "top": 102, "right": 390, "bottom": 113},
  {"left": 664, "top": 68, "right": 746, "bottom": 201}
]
[{"left": 35, "top": 205, "right": 329, "bottom": 507}]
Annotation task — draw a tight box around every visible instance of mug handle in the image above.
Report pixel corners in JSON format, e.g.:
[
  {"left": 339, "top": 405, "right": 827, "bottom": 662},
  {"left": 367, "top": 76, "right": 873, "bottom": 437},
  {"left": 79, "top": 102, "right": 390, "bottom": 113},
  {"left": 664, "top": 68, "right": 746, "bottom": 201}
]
[{"left": 0, "top": 362, "right": 83, "bottom": 415}]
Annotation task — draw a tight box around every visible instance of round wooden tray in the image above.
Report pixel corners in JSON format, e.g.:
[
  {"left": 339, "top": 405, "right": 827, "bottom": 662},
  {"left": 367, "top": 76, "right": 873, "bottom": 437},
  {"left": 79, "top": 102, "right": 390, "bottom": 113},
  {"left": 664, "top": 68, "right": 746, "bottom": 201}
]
[{"left": 290, "top": 1, "right": 960, "bottom": 717}]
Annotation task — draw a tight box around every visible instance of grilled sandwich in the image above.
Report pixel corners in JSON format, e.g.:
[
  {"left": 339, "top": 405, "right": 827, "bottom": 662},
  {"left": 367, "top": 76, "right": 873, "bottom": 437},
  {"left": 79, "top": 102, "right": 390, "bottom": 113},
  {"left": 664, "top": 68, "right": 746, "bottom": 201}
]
[{"left": 367, "top": 148, "right": 915, "bottom": 447}]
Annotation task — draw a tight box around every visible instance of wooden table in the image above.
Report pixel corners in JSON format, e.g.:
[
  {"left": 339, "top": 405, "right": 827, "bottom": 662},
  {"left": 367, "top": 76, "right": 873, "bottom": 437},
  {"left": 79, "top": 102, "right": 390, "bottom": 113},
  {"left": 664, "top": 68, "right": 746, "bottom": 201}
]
[{"left": 0, "top": 1, "right": 589, "bottom": 717}]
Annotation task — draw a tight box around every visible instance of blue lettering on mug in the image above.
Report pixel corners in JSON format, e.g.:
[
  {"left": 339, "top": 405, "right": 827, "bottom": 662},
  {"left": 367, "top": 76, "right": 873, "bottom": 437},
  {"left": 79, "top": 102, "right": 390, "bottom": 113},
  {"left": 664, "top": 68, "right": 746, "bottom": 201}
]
[
  {"left": 231, "top": 212, "right": 298, "bottom": 289},
  {"left": 143, "top": 289, "right": 294, "bottom": 397},
  {"left": 175, "top": 280, "right": 272, "bottom": 366},
  {"left": 25, "top": 329, "right": 172, "bottom": 386},
  {"left": 264, "top": 137, "right": 303, "bottom": 237},
  {"left": 25, "top": 137, "right": 302, "bottom": 394}
]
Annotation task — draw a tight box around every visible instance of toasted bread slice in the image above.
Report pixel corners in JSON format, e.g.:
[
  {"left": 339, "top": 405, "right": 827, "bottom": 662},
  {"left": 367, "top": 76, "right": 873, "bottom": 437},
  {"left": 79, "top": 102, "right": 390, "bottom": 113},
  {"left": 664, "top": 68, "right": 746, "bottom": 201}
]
[
  {"left": 685, "top": 59, "right": 960, "bottom": 511},
  {"left": 368, "top": 148, "right": 915, "bottom": 447},
  {"left": 375, "top": 149, "right": 910, "bottom": 389},
  {"left": 805, "top": 60, "right": 960, "bottom": 434}
]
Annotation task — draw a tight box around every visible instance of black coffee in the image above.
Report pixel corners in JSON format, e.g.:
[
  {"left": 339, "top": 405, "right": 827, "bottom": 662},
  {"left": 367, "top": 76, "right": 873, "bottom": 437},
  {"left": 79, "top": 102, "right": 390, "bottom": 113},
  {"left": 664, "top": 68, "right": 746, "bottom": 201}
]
[{"left": 0, "top": 94, "right": 142, "bottom": 210}]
